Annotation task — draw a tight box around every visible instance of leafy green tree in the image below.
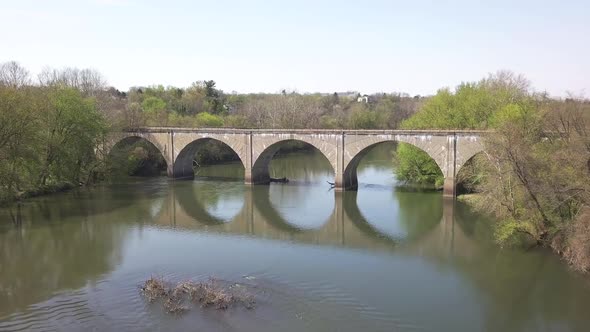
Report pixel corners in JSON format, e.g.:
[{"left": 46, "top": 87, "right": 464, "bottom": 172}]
[
  {"left": 394, "top": 143, "right": 444, "bottom": 187},
  {"left": 396, "top": 71, "right": 530, "bottom": 186},
  {"left": 37, "top": 88, "right": 106, "bottom": 185},
  {"left": 141, "top": 96, "right": 166, "bottom": 113},
  {"left": 0, "top": 86, "right": 39, "bottom": 197},
  {"left": 195, "top": 112, "right": 224, "bottom": 127}
]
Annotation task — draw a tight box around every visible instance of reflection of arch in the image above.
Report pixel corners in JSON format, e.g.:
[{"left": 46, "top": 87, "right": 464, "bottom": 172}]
[
  {"left": 173, "top": 181, "right": 243, "bottom": 225},
  {"left": 250, "top": 138, "right": 337, "bottom": 184},
  {"left": 162, "top": 181, "right": 452, "bottom": 250},
  {"left": 173, "top": 138, "right": 245, "bottom": 179},
  {"left": 251, "top": 185, "right": 333, "bottom": 232},
  {"left": 341, "top": 191, "right": 397, "bottom": 243},
  {"left": 341, "top": 189, "right": 443, "bottom": 245}
]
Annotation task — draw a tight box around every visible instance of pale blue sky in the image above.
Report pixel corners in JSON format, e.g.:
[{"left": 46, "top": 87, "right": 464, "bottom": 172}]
[{"left": 1, "top": 0, "right": 588, "bottom": 96}]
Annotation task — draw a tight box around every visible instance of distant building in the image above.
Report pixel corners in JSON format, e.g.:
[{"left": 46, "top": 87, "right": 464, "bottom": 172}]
[{"left": 357, "top": 94, "right": 369, "bottom": 103}]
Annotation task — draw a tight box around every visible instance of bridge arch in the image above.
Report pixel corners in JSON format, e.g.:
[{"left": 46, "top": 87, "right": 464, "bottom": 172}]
[
  {"left": 340, "top": 133, "right": 485, "bottom": 192},
  {"left": 171, "top": 132, "right": 248, "bottom": 179},
  {"left": 455, "top": 136, "right": 486, "bottom": 174},
  {"left": 249, "top": 135, "right": 337, "bottom": 184},
  {"left": 342, "top": 134, "right": 448, "bottom": 190},
  {"left": 105, "top": 132, "right": 172, "bottom": 174},
  {"left": 173, "top": 137, "right": 245, "bottom": 179}
]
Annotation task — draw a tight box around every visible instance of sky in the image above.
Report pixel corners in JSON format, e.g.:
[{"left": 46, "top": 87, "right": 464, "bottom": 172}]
[{"left": 1, "top": 0, "right": 588, "bottom": 96}]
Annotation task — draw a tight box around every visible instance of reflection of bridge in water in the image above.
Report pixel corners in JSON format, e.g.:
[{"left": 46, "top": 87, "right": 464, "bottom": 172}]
[{"left": 152, "top": 184, "right": 478, "bottom": 257}]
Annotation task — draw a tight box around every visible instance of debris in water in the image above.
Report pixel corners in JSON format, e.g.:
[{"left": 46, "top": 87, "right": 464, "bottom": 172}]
[
  {"left": 139, "top": 276, "right": 256, "bottom": 314},
  {"left": 140, "top": 276, "right": 168, "bottom": 303}
]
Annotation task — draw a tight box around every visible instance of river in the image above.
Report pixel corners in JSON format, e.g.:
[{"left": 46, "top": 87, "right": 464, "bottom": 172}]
[{"left": 1, "top": 144, "right": 590, "bottom": 331}]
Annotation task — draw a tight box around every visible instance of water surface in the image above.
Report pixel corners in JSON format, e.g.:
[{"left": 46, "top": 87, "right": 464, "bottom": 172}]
[{"left": 1, "top": 144, "right": 589, "bottom": 331}]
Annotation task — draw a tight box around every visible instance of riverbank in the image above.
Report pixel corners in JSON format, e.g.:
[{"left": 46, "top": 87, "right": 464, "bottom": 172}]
[
  {"left": 458, "top": 192, "right": 590, "bottom": 274},
  {"left": 0, "top": 182, "right": 77, "bottom": 206}
]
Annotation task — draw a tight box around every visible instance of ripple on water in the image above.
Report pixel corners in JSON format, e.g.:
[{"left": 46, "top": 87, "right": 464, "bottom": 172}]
[{"left": 245, "top": 272, "right": 406, "bottom": 331}]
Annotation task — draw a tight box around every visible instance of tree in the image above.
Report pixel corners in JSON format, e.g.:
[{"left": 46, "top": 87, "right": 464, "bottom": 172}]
[
  {"left": 203, "top": 80, "right": 225, "bottom": 114},
  {"left": 195, "top": 112, "right": 224, "bottom": 127},
  {"left": 0, "top": 61, "right": 31, "bottom": 88},
  {"left": 348, "top": 103, "right": 382, "bottom": 129},
  {"left": 394, "top": 143, "right": 444, "bottom": 187},
  {"left": 141, "top": 97, "right": 167, "bottom": 113},
  {"left": 397, "top": 71, "right": 531, "bottom": 186},
  {"left": 0, "top": 86, "right": 39, "bottom": 197},
  {"left": 37, "top": 88, "right": 105, "bottom": 186},
  {"left": 38, "top": 67, "right": 106, "bottom": 97}
]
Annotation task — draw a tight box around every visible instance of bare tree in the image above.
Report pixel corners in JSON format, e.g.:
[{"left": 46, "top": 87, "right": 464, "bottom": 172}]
[
  {"left": 0, "top": 61, "right": 31, "bottom": 88},
  {"left": 38, "top": 66, "right": 107, "bottom": 96}
]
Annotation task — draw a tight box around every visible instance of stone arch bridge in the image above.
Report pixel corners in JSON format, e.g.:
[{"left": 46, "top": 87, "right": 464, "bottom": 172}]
[{"left": 105, "top": 127, "right": 486, "bottom": 196}]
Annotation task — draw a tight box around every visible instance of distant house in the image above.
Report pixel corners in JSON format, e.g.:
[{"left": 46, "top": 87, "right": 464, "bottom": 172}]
[{"left": 357, "top": 94, "right": 369, "bottom": 103}]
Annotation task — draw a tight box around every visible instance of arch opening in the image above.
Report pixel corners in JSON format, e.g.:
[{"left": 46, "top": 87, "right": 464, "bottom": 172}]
[
  {"left": 251, "top": 140, "right": 335, "bottom": 185},
  {"left": 174, "top": 138, "right": 245, "bottom": 180},
  {"left": 455, "top": 151, "right": 488, "bottom": 195},
  {"left": 107, "top": 136, "right": 168, "bottom": 178},
  {"left": 343, "top": 141, "right": 444, "bottom": 191}
]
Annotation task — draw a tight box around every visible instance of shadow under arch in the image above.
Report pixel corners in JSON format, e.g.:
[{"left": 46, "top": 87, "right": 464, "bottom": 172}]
[
  {"left": 173, "top": 180, "right": 245, "bottom": 225},
  {"left": 343, "top": 141, "right": 444, "bottom": 190},
  {"left": 251, "top": 139, "right": 335, "bottom": 184},
  {"left": 108, "top": 135, "right": 169, "bottom": 173},
  {"left": 174, "top": 138, "right": 245, "bottom": 179}
]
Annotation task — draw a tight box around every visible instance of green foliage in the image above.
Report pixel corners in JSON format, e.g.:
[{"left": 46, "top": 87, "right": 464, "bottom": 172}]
[
  {"left": 319, "top": 115, "right": 340, "bottom": 129},
  {"left": 494, "top": 219, "right": 531, "bottom": 247},
  {"left": 38, "top": 88, "right": 106, "bottom": 185},
  {"left": 397, "top": 71, "right": 531, "bottom": 186},
  {"left": 394, "top": 143, "right": 444, "bottom": 187},
  {"left": 141, "top": 96, "right": 166, "bottom": 113},
  {"left": 348, "top": 104, "right": 379, "bottom": 129},
  {"left": 195, "top": 112, "right": 224, "bottom": 127},
  {"left": 223, "top": 115, "right": 250, "bottom": 128},
  {"left": 0, "top": 85, "right": 106, "bottom": 200}
]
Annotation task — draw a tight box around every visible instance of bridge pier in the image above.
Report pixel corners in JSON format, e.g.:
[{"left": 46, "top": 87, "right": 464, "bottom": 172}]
[
  {"left": 244, "top": 167, "right": 271, "bottom": 185},
  {"left": 334, "top": 170, "right": 357, "bottom": 191},
  {"left": 443, "top": 177, "right": 456, "bottom": 198},
  {"left": 442, "top": 135, "right": 457, "bottom": 198}
]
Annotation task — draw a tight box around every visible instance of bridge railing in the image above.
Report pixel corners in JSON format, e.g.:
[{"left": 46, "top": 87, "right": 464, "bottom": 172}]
[{"left": 122, "top": 127, "right": 491, "bottom": 135}]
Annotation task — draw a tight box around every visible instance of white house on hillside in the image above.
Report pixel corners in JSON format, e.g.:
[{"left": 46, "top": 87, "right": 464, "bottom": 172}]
[{"left": 357, "top": 94, "right": 369, "bottom": 103}]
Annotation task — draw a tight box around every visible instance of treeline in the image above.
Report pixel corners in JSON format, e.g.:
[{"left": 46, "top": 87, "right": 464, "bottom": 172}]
[
  {"left": 113, "top": 82, "right": 423, "bottom": 130},
  {"left": 397, "top": 71, "right": 590, "bottom": 272}
]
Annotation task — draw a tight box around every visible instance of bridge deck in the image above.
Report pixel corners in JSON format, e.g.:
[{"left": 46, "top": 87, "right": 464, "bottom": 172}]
[{"left": 123, "top": 127, "right": 490, "bottom": 135}]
